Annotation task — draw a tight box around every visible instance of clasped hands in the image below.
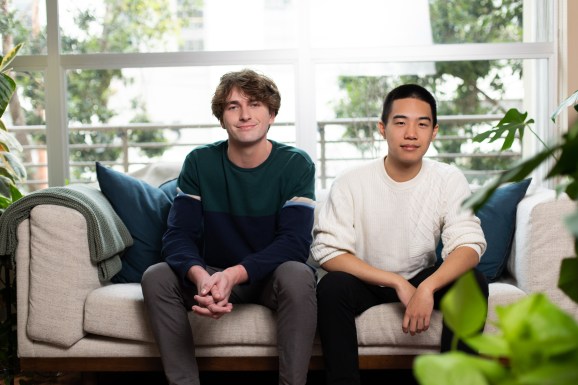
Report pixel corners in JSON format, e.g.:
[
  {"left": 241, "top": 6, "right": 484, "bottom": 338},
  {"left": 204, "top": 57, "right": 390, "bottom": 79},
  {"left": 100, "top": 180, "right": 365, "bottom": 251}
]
[
  {"left": 396, "top": 279, "right": 434, "bottom": 336},
  {"left": 191, "top": 269, "right": 235, "bottom": 319}
]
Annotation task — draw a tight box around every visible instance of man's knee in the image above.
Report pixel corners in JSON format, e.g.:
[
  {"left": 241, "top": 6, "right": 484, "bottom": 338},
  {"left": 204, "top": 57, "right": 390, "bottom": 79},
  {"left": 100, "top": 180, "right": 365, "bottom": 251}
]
[
  {"left": 141, "top": 262, "right": 176, "bottom": 297},
  {"left": 273, "top": 261, "right": 316, "bottom": 297},
  {"left": 317, "top": 271, "right": 356, "bottom": 297}
]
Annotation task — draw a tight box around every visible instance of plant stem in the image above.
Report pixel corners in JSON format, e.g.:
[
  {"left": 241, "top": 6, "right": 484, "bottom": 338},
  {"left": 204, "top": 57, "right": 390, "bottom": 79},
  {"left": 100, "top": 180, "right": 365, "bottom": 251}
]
[{"left": 527, "top": 125, "right": 560, "bottom": 162}]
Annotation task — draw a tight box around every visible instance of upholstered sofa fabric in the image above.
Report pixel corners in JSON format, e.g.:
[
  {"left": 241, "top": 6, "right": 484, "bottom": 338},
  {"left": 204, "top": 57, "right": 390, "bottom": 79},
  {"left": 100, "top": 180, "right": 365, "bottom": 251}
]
[{"left": 14, "top": 164, "right": 578, "bottom": 366}]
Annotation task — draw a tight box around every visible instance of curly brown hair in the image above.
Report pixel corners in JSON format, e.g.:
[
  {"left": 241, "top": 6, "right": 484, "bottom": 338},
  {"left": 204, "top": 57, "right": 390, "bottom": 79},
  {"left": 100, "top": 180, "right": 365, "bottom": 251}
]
[{"left": 211, "top": 69, "right": 281, "bottom": 124}]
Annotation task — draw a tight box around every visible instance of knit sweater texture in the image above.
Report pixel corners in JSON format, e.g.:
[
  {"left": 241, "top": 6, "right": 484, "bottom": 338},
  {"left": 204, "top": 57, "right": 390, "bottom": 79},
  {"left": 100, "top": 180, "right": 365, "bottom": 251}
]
[
  {"left": 163, "top": 140, "right": 316, "bottom": 284},
  {"left": 311, "top": 158, "right": 486, "bottom": 279}
]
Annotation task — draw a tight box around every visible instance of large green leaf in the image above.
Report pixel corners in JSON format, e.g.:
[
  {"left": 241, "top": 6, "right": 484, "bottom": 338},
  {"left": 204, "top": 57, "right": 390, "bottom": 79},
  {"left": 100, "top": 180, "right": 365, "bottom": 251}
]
[
  {"left": 0, "top": 152, "right": 26, "bottom": 181},
  {"left": 547, "top": 133, "right": 578, "bottom": 180},
  {"left": 559, "top": 256, "right": 578, "bottom": 304},
  {"left": 441, "top": 271, "right": 487, "bottom": 341},
  {"left": 464, "top": 333, "right": 511, "bottom": 358},
  {"left": 0, "top": 175, "right": 11, "bottom": 199},
  {"left": 0, "top": 43, "right": 22, "bottom": 73},
  {"left": 496, "top": 294, "right": 578, "bottom": 371},
  {"left": 414, "top": 352, "right": 508, "bottom": 385},
  {"left": 0, "top": 129, "right": 23, "bottom": 152},
  {"left": 551, "top": 90, "right": 578, "bottom": 123},
  {"left": 473, "top": 108, "right": 533, "bottom": 151},
  {"left": 516, "top": 361, "right": 578, "bottom": 385},
  {"left": 463, "top": 148, "right": 554, "bottom": 212},
  {"left": 0, "top": 73, "right": 16, "bottom": 118}
]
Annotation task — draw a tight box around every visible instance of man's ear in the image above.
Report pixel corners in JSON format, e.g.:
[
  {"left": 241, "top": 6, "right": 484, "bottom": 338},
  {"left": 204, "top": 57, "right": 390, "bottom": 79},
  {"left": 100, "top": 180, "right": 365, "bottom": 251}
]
[
  {"left": 432, "top": 124, "right": 439, "bottom": 140},
  {"left": 378, "top": 121, "right": 386, "bottom": 139}
]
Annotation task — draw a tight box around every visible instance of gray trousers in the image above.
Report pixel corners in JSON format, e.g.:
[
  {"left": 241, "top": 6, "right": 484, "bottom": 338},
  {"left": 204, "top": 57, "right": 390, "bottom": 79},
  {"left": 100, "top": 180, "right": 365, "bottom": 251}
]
[{"left": 141, "top": 261, "right": 317, "bottom": 385}]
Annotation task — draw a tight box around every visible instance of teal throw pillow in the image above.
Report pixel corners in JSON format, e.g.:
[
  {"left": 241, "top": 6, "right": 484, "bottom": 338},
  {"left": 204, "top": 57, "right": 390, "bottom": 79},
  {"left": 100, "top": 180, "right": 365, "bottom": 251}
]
[
  {"left": 436, "top": 178, "right": 532, "bottom": 282},
  {"left": 96, "top": 162, "right": 176, "bottom": 283}
]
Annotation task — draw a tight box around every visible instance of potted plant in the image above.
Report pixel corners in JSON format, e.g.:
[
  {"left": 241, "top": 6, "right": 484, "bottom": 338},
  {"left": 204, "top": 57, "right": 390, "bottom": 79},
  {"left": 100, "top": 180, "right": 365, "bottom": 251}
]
[
  {"left": 0, "top": 42, "right": 26, "bottom": 214},
  {"left": 413, "top": 91, "right": 578, "bottom": 385},
  {"left": 0, "top": 42, "right": 26, "bottom": 384}
]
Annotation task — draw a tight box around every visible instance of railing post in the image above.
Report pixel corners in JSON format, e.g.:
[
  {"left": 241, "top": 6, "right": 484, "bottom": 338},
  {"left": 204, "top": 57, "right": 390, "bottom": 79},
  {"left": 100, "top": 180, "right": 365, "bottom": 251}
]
[
  {"left": 123, "top": 128, "right": 129, "bottom": 173},
  {"left": 318, "top": 123, "right": 327, "bottom": 190}
]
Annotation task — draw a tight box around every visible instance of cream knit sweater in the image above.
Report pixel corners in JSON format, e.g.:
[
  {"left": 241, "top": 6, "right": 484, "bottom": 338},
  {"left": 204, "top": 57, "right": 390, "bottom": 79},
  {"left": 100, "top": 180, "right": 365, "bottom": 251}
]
[{"left": 311, "top": 157, "right": 486, "bottom": 279}]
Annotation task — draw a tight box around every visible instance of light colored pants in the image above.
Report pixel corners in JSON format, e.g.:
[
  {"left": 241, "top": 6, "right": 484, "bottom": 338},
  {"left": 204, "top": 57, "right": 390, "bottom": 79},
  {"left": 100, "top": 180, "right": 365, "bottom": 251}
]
[{"left": 141, "top": 261, "right": 317, "bottom": 385}]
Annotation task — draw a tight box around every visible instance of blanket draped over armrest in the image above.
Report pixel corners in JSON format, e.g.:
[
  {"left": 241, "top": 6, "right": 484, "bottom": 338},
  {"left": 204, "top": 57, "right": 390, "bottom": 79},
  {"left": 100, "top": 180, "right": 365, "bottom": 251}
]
[{"left": 0, "top": 184, "right": 133, "bottom": 281}]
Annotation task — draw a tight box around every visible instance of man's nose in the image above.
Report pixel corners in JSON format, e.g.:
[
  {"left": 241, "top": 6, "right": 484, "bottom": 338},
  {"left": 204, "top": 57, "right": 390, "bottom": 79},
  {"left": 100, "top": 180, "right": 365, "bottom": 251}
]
[
  {"left": 240, "top": 107, "right": 251, "bottom": 120},
  {"left": 404, "top": 124, "right": 417, "bottom": 139}
]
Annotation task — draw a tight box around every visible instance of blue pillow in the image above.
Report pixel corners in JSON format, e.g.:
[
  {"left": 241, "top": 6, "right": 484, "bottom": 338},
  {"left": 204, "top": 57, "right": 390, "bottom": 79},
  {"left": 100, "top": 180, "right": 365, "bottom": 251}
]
[
  {"left": 96, "top": 162, "right": 176, "bottom": 283},
  {"left": 436, "top": 178, "right": 532, "bottom": 282},
  {"left": 159, "top": 178, "right": 178, "bottom": 200}
]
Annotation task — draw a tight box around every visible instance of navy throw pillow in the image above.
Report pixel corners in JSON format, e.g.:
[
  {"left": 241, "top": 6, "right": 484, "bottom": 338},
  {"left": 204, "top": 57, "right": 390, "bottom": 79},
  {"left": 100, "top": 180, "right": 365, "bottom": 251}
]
[
  {"left": 96, "top": 162, "right": 176, "bottom": 283},
  {"left": 436, "top": 178, "right": 532, "bottom": 282}
]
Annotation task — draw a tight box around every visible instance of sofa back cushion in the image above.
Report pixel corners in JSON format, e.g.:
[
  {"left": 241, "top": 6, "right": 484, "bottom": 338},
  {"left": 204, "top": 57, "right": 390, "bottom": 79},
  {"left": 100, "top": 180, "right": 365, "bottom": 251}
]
[
  {"left": 436, "top": 179, "right": 531, "bottom": 282},
  {"left": 96, "top": 162, "right": 178, "bottom": 283}
]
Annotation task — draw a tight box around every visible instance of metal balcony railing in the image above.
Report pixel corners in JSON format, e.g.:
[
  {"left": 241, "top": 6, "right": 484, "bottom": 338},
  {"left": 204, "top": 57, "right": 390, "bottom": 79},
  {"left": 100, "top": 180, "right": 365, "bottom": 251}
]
[{"left": 7, "top": 114, "right": 519, "bottom": 191}]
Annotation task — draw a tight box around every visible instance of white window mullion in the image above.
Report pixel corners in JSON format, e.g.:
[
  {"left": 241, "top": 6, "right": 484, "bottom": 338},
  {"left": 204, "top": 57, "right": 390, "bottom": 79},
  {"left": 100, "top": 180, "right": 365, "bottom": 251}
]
[
  {"left": 294, "top": 0, "right": 317, "bottom": 162},
  {"left": 44, "top": 0, "right": 69, "bottom": 187}
]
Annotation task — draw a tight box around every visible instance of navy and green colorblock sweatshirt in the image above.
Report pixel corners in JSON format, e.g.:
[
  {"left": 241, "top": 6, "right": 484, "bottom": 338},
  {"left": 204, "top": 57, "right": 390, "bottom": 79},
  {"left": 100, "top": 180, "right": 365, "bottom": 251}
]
[{"left": 162, "top": 140, "right": 316, "bottom": 285}]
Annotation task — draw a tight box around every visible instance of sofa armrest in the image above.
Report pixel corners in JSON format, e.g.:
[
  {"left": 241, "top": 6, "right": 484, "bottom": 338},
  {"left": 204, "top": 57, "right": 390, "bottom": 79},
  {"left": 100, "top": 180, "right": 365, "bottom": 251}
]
[
  {"left": 509, "top": 188, "right": 577, "bottom": 319},
  {"left": 18, "top": 204, "right": 104, "bottom": 348}
]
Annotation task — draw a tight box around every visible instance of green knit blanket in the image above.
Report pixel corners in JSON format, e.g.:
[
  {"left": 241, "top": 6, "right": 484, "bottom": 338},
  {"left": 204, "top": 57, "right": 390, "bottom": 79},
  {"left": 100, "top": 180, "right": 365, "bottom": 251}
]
[{"left": 0, "top": 184, "right": 133, "bottom": 281}]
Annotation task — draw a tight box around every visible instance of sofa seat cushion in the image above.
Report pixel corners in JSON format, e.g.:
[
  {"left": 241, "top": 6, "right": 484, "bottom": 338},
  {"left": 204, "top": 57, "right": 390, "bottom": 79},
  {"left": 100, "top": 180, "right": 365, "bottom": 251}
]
[
  {"left": 84, "top": 284, "right": 277, "bottom": 346},
  {"left": 84, "top": 284, "right": 451, "bottom": 350},
  {"left": 85, "top": 284, "right": 155, "bottom": 343},
  {"left": 355, "top": 303, "right": 442, "bottom": 348}
]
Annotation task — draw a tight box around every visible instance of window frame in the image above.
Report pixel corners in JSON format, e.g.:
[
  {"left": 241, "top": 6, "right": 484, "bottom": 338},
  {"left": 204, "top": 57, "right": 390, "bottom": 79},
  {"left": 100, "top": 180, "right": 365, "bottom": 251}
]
[{"left": 9, "top": 0, "right": 560, "bottom": 187}]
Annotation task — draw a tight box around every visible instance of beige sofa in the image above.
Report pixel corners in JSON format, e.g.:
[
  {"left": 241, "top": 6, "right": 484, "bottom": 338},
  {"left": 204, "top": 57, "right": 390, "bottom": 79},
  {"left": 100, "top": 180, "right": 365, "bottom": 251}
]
[{"left": 12, "top": 163, "right": 578, "bottom": 374}]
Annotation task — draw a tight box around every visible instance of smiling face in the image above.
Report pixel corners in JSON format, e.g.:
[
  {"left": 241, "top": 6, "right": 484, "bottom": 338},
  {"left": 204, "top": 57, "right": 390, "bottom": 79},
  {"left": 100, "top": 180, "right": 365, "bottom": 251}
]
[
  {"left": 378, "top": 97, "right": 438, "bottom": 181},
  {"left": 221, "top": 87, "right": 276, "bottom": 149}
]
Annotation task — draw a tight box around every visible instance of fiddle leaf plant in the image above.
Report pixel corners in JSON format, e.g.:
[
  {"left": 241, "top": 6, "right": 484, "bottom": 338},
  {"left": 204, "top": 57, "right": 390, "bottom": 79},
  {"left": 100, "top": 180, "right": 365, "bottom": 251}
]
[
  {"left": 414, "top": 275, "right": 578, "bottom": 385},
  {"left": 463, "top": 90, "right": 578, "bottom": 303},
  {"left": 0, "top": 43, "right": 26, "bottom": 383},
  {"left": 415, "top": 92, "right": 578, "bottom": 385},
  {"left": 0, "top": 43, "right": 26, "bottom": 214}
]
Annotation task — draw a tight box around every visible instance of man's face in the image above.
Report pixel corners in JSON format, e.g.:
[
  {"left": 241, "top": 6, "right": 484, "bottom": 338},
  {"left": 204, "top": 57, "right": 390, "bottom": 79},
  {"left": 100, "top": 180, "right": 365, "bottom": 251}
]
[
  {"left": 378, "top": 97, "right": 438, "bottom": 168},
  {"left": 221, "top": 87, "right": 275, "bottom": 148}
]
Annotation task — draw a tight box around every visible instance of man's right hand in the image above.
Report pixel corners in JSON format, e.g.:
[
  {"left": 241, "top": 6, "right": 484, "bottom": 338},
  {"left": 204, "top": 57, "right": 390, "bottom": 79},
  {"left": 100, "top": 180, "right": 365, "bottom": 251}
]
[{"left": 188, "top": 265, "right": 233, "bottom": 319}]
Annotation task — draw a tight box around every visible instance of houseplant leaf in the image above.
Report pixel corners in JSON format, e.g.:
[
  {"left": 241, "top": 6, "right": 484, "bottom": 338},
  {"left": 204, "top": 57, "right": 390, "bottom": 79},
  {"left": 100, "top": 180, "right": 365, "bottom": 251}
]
[
  {"left": 441, "top": 271, "right": 487, "bottom": 341},
  {"left": 473, "top": 108, "right": 532, "bottom": 151},
  {"left": 0, "top": 73, "right": 16, "bottom": 118},
  {"left": 414, "top": 351, "right": 508, "bottom": 385},
  {"left": 0, "top": 43, "right": 22, "bottom": 73},
  {"left": 463, "top": 148, "right": 554, "bottom": 212},
  {"left": 496, "top": 293, "right": 578, "bottom": 372},
  {"left": 551, "top": 90, "right": 578, "bottom": 123},
  {"left": 516, "top": 361, "right": 578, "bottom": 385},
  {"left": 559, "top": 256, "right": 578, "bottom": 304},
  {"left": 0, "top": 129, "right": 23, "bottom": 152},
  {"left": 463, "top": 333, "right": 511, "bottom": 358}
]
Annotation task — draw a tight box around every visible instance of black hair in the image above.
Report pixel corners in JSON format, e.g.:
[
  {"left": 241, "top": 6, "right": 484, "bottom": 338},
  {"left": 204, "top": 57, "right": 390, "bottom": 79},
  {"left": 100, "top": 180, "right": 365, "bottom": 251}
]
[{"left": 380, "top": 84, "right": 437, "bottom": 126}]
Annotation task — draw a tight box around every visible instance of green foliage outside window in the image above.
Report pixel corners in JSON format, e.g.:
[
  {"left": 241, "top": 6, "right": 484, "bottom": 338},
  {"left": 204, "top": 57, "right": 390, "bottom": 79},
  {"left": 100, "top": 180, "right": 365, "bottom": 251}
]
[
  {"left": 4, "top": 0, "right": 202, "bottom": 183},
  {"left": 333, "top": 0, "right": 524, "bottom": 183}
]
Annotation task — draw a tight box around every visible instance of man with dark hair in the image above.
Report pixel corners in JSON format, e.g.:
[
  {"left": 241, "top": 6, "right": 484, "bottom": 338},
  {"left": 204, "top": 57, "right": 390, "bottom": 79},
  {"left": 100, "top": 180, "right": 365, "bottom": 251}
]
[
  {"left": 311, "top": 84, "right": 488, "bottom": 385},
  {"left": 142, "top": 69, "right": 317, "bottom": 385}
]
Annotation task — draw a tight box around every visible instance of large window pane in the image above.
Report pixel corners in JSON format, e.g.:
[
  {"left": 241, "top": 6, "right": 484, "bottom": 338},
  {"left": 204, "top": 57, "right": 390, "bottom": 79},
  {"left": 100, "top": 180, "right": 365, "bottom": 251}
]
[
  {"left": 4, "top": 0, "right": 47, "bottom": 54},
  {"left": 315, "top": 59, "right": 530, "bottom": 188},
  {"left": 59, "top": 0, "right": 298, "bottom": 54},
  {"left": 66, "top": 65, "right": 296, "bottom": 182},
  {"left": 310, "top": 0, "right": 552, "bottom": 49}
]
